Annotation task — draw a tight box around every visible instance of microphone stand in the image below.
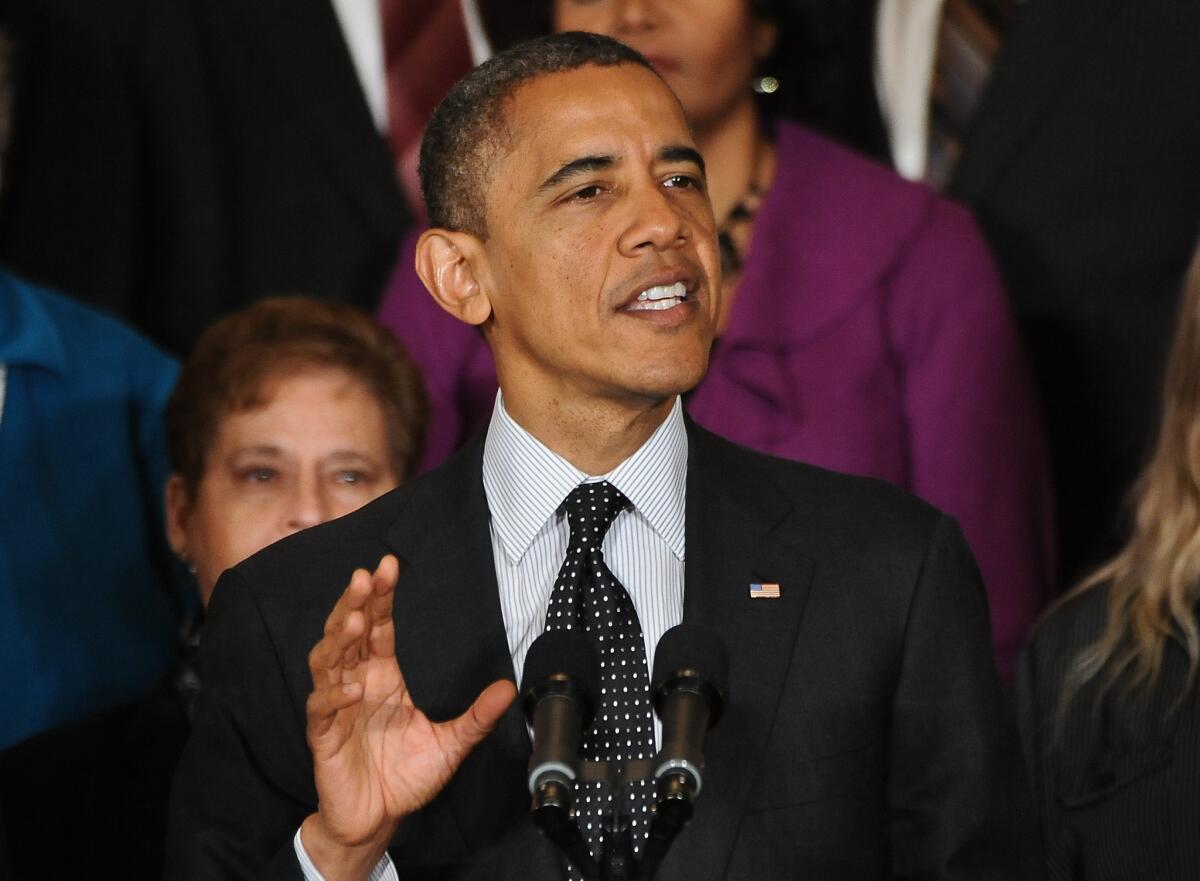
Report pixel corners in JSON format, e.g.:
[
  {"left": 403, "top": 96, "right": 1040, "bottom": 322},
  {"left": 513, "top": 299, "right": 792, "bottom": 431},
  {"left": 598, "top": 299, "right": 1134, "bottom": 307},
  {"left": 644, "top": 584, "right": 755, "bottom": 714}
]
[
  {"left": 637, "top": 771, "right": 695, "bottom": 879},
  {"left": 527, "top": 624, "right": 727, "bottom": 880},
  {"left": 532, "top": 757, "right": 696, "bottom": 881},
  {"left": 532, "top": 778, "right": 600, "bottom": 879}
]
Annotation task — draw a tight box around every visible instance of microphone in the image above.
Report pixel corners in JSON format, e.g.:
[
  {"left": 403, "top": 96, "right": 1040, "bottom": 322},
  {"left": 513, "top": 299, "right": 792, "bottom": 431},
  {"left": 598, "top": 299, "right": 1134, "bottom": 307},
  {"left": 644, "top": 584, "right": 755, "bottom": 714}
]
[
  {"left": 641, "top": 623, "right": 728, "bottom": 878},
  {"left": 651, "top": 623, "right": 729, "bottom": 796},
  {"left": 521, "top": 629, "right": 602, "bottom": 879},
  {"left": 521, "top": 629, "right": 601, "bottom": 795}
]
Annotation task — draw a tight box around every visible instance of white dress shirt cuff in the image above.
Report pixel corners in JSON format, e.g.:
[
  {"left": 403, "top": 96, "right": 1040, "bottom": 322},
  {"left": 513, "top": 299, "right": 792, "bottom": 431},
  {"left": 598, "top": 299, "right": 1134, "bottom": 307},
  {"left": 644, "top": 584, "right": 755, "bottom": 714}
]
[{"left": 293, "top": 827, "right": 399, "bottom": 881}]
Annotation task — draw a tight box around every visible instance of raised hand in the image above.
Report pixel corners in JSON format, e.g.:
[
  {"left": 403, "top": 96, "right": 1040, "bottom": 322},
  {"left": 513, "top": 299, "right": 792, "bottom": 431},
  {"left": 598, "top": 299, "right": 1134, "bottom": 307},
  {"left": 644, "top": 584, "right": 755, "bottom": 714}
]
[{"left": 301, "top": 555, "right": 516, "bottom": 880}]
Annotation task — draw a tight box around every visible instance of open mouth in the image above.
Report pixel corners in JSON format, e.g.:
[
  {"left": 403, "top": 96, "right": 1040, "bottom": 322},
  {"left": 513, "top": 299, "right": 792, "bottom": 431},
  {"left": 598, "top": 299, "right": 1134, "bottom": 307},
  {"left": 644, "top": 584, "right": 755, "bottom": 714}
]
[{"left": 625, "top": 281, "right": 688, "bottom": 312}]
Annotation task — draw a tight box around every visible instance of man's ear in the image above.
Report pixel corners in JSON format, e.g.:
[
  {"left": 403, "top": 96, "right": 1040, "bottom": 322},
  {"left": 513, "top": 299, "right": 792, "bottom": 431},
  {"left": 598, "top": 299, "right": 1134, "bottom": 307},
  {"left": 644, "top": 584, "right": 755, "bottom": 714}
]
[
  {"left": 165, "top": 474, "right": 192, "bottom": 561},
  {"left": 415, "top": 229, "right": 494, "bottom": 327}
]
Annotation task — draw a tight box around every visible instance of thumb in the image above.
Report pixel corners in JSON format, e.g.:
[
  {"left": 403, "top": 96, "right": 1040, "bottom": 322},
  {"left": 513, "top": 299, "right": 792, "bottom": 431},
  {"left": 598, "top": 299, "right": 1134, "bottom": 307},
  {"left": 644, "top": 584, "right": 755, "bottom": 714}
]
[{"left": 442, "top": 679, "right": 517, "bottom": 761}]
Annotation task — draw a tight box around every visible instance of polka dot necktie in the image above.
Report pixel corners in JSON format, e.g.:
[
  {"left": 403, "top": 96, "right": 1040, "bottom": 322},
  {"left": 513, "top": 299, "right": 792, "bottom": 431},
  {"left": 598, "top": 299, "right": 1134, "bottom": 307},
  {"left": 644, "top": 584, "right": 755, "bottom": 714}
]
[{"left": 544, "top": 481, "right": 656, "bottom": 873}]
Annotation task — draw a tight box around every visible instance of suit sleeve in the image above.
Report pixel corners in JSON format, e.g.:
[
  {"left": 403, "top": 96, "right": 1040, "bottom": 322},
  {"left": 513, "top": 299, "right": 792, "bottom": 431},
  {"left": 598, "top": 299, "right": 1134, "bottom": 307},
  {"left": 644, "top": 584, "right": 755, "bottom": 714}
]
[
  {"left": 887, "top": 515, "right": 1047, "bottom": 880},
  {"left": 165, "top": 567, "right": 316, "bottom": 880},
  {"left": 884, "top": 201, "right": 1056, "bottom": 677}
]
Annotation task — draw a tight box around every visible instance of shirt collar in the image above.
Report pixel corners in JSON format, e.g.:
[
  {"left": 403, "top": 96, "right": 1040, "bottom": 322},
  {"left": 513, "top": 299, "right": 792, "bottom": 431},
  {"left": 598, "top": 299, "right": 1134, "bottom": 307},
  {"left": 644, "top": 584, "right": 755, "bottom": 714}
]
[
  {"left": 482, "top": 393, "right": 688, "bottom": 565},
  {"left": 0, "top": 270, "right": 69, "bottom": 377}
]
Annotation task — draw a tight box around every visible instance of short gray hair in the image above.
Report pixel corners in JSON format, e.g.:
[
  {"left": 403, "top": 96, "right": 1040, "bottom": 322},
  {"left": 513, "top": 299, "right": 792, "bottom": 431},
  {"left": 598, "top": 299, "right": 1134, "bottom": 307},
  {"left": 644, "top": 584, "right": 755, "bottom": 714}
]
[{"left": 418, "top": 32, "right": 656, "bottom": 238}]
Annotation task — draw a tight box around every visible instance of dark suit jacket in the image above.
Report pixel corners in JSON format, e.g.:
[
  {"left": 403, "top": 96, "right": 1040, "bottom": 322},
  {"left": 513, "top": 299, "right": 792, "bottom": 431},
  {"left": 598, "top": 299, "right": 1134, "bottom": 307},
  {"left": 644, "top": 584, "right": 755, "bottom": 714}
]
[
  {"left": 166, "top": 422, "right": 1044, "bottom": 880},
  {"left": 0, "top": 0, "right": 410, "bottom": 355},
  {"left": 1017, "top": 588, "right": 1200, "bottom": 880},
  {"left": 950, "top": 0, "right": 1200, "bottom": 584},
  {"left": 0, "top": 677, "right": 191, "bottom": 879}
]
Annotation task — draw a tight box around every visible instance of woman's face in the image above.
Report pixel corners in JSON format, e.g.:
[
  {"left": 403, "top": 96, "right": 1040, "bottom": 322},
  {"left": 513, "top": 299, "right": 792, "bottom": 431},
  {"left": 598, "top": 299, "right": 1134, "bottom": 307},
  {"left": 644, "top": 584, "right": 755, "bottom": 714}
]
[
  {"left": 553, "top": 0, "right": 776, "bottom": 134},
  {"left": 166, "top": 368, "right": 399, "bottom": 606}
]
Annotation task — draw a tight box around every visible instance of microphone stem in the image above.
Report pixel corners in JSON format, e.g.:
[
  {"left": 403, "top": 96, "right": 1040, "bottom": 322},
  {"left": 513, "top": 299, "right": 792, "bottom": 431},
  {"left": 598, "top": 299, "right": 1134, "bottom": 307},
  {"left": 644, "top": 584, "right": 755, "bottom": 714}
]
[
  {"left": 599, "top": 809, "right": 638, "bottom": 881},
  {"left": 637, "top": 772, "right": 695, "bottom": 880}
]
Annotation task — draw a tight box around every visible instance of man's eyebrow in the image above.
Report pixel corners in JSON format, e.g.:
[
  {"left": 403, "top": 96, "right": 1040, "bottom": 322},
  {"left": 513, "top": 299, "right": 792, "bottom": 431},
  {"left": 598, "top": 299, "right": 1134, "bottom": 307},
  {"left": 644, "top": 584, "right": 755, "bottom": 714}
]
[
  {"left": 660, "top": 145, "right": 705, "bottom": 174},
  {"left": 537, "top": 154, "right": 616, "bottom": 192}
]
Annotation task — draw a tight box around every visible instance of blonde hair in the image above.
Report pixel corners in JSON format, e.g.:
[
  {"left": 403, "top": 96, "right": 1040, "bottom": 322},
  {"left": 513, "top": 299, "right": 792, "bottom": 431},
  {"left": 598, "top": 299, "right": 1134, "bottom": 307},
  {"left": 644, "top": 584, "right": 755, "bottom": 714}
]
[{"left": 1063, "top": 241, "right": 1200, "bottom": 711}]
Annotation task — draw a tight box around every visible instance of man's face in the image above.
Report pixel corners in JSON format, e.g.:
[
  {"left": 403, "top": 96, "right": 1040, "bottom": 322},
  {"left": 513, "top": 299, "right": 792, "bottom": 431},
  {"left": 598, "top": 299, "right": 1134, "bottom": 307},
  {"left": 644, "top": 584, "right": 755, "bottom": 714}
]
[{"left": 476, "top": 63, "right": 721, "bottom": 412}]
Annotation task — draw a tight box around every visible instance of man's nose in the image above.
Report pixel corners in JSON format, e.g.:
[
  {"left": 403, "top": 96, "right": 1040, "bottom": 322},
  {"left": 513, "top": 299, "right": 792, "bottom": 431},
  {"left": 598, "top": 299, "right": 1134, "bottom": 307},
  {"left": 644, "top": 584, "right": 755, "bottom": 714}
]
[
  {"left": 618, "top": 182, "right": 688, "bottom": 255},
  {"left": 283, "top": 475, "right": 329, "bottom": 533}
]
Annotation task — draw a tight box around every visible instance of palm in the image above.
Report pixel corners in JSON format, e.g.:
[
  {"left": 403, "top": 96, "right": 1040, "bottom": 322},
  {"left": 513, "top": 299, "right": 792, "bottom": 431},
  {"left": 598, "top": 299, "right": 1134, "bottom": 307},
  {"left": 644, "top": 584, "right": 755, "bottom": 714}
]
[{"left": 306, "top": 556, "right": 515, "bottom": 849}]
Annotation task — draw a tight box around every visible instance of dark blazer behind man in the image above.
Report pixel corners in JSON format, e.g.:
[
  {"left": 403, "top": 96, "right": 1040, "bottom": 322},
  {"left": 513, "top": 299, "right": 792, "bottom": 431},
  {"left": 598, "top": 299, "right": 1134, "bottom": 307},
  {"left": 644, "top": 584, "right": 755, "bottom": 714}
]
[
  {"left": 829, "top": 0, "right": 1200, "bottom": 585},
  {"left": 950, "top": 0, "right": 1200, "bottom": 583},
  {"left": 0, "top": 0, "right": 410, "bottom": 355},
  {"left": 167, "top": 422, "right": 1043, "bottom": 880}
]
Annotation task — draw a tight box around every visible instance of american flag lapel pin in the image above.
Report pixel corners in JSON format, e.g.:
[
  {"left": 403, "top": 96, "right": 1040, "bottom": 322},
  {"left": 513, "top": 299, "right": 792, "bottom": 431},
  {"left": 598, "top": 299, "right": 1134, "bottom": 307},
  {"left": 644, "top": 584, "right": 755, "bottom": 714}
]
[{"left": 749, "top": 582, "right": 781, "bottom": 599}]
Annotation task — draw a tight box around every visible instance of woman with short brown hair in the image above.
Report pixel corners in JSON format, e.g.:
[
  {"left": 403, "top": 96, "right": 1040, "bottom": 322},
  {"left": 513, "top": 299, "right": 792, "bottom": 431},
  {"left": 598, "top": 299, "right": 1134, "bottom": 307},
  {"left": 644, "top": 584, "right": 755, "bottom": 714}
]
[{"left": 166, "top": 296, "right": 428, "bottom": 604}]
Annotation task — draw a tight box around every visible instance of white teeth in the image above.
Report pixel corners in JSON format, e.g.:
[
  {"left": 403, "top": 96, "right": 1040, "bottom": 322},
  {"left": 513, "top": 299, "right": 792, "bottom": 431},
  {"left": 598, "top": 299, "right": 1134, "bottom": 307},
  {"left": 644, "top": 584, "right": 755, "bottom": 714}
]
[
  {"left": 636, "top": 282, "right": 687, "bottom": 302},
  {"left": 629, "top": 297, "right": 683, "bottom": 311}
]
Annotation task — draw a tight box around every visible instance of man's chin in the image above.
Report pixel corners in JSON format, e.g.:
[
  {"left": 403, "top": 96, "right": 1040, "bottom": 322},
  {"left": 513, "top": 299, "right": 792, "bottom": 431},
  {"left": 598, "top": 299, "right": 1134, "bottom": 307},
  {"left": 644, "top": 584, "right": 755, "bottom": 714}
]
[{"left": 623, "top": 361, "right": 709, "bottom": 403}]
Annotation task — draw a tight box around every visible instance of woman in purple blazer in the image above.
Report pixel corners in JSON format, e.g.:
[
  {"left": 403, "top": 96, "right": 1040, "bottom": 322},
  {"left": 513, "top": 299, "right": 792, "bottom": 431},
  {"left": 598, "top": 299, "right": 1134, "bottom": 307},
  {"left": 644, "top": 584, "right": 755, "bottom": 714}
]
[{"left": 376, "top": 0, "right": 1055, "bottom": 676}]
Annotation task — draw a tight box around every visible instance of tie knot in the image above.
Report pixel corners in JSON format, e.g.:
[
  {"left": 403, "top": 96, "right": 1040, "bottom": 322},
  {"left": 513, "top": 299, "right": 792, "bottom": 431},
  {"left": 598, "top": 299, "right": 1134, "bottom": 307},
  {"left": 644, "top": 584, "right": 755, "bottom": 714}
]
[{"left": 562, "top": 481, "right": 630, "bottom": 544}]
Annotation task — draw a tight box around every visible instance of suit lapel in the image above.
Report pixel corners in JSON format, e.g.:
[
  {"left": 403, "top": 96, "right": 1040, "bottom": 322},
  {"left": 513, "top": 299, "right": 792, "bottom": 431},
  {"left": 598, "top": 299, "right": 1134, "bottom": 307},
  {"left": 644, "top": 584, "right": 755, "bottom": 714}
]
[
  {"left": 382, "top": 434, "right": 542, "bottom": 860},
  {"left": 381, "top": 423, "right": 815, "bottom": 877},
  {"left": 665, "top": 424, "right": 815, "bottom": 881},
  {"left": 952, "top": 0, "right": 1122, "bottom": 197},
  {"left": 215, "top": 0, "right": 408, "bottom": 233}
]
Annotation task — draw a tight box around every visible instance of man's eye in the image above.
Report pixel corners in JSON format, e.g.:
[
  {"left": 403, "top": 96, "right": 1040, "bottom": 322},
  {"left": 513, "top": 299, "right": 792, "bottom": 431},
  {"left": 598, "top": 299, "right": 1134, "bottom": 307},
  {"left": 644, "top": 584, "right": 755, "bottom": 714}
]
[
  {"left": 241, "top": 467, "right": 276, "bottom": 483},
  {"left": 664, "top": 174, "right": 700, "bottom": 190},
  {"left": 569, "top": 185, "right": 604, "bottom": 201},
  {"left": 335, "top": 470, "right": 366, "bottom": 485}
]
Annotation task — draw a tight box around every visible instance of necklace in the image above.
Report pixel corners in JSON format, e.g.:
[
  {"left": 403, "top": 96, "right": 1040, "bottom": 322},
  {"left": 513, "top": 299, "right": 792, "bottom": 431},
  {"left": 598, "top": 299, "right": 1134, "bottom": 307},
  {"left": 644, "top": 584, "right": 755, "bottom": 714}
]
[{"left": 716, "top": 138, "right": 770, "bottom": 278}]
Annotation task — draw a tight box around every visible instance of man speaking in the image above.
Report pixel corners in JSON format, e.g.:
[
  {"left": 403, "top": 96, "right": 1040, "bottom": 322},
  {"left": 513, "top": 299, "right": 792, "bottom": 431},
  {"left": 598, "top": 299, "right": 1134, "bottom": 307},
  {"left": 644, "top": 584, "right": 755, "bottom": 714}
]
[{"left": 167, "top": 32, "right": 1043, "bottom": 881}]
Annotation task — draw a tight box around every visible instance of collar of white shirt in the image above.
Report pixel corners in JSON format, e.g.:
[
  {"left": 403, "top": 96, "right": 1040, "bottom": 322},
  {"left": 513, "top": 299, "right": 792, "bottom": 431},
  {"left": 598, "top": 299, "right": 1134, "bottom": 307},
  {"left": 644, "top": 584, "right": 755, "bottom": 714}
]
[{"left": 482, "top": 393, "right": 688, "bottom": 566}]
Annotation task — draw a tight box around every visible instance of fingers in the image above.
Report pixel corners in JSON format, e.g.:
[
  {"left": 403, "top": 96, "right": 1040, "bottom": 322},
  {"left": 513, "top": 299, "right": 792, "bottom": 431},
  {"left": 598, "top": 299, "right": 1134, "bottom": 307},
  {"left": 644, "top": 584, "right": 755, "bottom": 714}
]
[
  {"left": 443, "top": 680, "right": 518, "bottom": 759},
  {"left": 306, "top": 681, "right": 364, "bottom": 741},
  {"left": 308, "top": 573, "right": 370, "bottom": 687},
  {"left": 307, "top": 556, "right": 399, "bottom": 688},
  {"left": 372, "top": 554, "right": 400, "bottom": 596},
  {"left": 365, "top": 555, "right": 400, "bottom": 659}
]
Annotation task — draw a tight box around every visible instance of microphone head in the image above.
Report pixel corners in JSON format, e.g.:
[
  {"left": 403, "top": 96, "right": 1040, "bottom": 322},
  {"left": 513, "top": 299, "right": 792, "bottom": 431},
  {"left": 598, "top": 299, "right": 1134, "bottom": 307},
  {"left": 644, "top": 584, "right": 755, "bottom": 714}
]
[
  {"left": 651, "top": 623, "right": 730, "bottom": 721},
  {"left": 520, "top": 629, "right": 601, "bottom": 725}
]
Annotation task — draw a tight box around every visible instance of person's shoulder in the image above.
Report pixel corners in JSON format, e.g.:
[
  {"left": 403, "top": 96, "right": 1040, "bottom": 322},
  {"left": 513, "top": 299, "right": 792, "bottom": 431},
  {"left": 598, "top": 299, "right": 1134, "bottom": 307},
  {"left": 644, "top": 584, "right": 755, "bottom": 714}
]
[
  {"left": 1, "top": 270, "right": 178, "bottom": 408},
  {"left": 690, "top": 422, "right": 943, "bottom": 543},
  {"left": 234, "top": 445, "right": 480, "bottom": 609},
  {"left": 1026, "top": 584, "right": 1110, "bottom": 670},
  {"left": 229, "top": 485, "right": 410, "bottom": 621},
  {"left": 1017, "top": 585, "right": 1112, "bottom": 724},
  {"left": 18, "top": 275, "right": 176, "bottom": 375},
  {"left": 774, "top": 121, "right": 929, "bottom": 206},
  {"left": 774, "top": 120, "right": 977, "bottom": 233},
  {"left": 776, "top": 121, "right": 906, "bottom": 186},
  {"left": 238, "top": 474, "right": 429, "bottom": 574}
]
